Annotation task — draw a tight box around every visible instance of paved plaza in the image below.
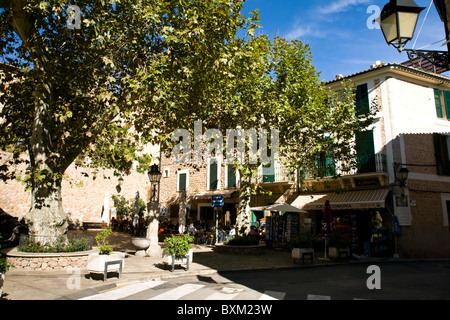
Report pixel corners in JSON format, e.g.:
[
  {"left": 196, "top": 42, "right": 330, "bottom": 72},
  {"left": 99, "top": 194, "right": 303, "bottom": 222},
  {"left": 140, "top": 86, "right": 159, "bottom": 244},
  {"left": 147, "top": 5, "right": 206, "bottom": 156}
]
[{"left": 1, "top": 231, "right": 316, "bottom": 300}]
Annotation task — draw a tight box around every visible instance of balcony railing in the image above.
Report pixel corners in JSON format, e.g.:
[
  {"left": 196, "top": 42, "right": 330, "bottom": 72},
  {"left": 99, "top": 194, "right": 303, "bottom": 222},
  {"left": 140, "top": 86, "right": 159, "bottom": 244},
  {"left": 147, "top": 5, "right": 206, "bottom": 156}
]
[
  {"left": 256, "top": 162, "right": 295, "bottom": 184},
  {"left": 304, "top": 153, "right": 387, "bottom": 180}
]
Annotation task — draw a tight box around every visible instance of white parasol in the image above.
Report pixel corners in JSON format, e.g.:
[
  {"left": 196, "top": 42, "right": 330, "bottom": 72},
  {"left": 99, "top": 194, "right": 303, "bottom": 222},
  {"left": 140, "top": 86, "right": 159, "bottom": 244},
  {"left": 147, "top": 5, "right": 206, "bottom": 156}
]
[
  {"left": 102, "top": 192, "right": 110, "bottom": 225},
  {"left": 264, "top": 202, "right": 308, "bottom": 213}
]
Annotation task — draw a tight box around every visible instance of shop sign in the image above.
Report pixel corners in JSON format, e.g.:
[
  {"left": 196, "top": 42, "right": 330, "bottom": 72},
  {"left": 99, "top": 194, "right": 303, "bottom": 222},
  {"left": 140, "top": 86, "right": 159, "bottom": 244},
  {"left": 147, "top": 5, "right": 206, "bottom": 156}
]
[
  {"left": 305, "top": 201, "right": 385, "bottom": 210},
  {"left": 212, "top": 195, "right": 224, "bottom": 207}
]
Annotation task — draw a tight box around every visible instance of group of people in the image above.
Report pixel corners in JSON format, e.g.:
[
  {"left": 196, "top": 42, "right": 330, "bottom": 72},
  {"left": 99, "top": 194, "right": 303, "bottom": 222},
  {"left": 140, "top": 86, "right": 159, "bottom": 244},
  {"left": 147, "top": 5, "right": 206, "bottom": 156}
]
[
  {"left": 110, "top": 217, "right": 147, "bottom": 236},
  {"left": 186, "top": 222, "right": 235, "bottom": 237},
  {"left": 186, "top": 222, "right": 265, "bottom": 243}
]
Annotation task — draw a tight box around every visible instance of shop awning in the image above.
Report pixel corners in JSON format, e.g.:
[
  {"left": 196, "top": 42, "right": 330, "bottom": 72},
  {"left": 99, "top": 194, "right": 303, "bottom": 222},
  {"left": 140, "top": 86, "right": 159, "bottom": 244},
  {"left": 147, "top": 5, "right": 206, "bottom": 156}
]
[
  {"left": 188, "top": 189, "right": 238, "bottom": 201},
  {"left": 291, "top": 189, "right": 390, "bottom": 210}
]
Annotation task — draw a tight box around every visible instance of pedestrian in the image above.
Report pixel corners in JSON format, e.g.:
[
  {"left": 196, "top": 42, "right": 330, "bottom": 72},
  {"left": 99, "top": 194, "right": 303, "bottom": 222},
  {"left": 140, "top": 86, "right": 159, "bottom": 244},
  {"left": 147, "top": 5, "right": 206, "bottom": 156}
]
[
  {"left": 249, "top": 225, "right": 258, "bottom": 236},
  {"left": 187, "top": 222, "right": 197, "bottom": 235},
  {"left": 229, "top": 224, "right": 236, "bottom": 237}
]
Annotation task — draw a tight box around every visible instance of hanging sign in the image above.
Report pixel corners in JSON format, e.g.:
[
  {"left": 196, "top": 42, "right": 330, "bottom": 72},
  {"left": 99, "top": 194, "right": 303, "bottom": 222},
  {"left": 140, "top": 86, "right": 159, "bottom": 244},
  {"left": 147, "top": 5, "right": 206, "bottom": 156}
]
[{"left": 212, "top": 195, "right": 224, "bottom": 207}]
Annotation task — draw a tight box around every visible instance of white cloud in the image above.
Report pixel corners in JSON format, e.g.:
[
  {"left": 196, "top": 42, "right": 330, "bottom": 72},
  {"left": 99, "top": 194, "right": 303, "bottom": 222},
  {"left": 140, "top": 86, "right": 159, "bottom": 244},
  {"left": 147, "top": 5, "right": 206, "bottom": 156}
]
[
  {"left": 318, "top": 0, "right": 372, "bottom": 15},
  {"left": 285, "top": 25, "right": 328, "bottom": 40}
]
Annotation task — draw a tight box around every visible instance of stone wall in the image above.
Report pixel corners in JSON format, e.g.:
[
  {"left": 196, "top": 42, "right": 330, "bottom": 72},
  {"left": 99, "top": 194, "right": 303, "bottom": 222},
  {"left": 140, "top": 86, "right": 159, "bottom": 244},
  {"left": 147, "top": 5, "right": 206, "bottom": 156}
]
[
  {"left": 0, "top": 152, "right": 152, "bottom": 224},
  {"left": 400, "top": 133, "right": 450, "bottom": 258},
  {"left": 4, "top": 248, "right": 92, "bottom": 271}
]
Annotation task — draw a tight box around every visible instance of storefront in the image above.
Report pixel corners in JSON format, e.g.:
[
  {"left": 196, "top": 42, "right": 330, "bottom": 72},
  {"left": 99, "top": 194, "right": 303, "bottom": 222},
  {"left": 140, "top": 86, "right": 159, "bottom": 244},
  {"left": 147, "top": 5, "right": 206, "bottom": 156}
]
[
  {"left": 250, "top": 203, "right": 311, "bottom": 248},
  {"left": 291, "top": 188, "right": 392, "bottom": 257}
]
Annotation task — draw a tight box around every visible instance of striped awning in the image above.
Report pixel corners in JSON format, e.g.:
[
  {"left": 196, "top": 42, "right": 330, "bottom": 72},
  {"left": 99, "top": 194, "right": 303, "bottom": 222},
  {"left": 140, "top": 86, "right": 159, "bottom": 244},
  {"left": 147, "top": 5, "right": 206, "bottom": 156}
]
[{"left": 291, "top": 189, "right": 390, "bottom": 210}]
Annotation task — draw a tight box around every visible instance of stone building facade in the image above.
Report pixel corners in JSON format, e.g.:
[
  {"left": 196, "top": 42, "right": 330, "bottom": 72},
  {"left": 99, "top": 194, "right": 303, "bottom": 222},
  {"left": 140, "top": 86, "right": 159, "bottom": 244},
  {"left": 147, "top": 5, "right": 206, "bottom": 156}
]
[
  {"left": 0, "top": 153, "right": 153, "bottom": 227},
  {"left": 399, "top": 133, "right": 450, "bottom": 257},
  {"left": 158, "top": 151, "right": 297, "bottom": 232},
  {"left": 292, "top": 63, "right": 450, "bottom": 258}
]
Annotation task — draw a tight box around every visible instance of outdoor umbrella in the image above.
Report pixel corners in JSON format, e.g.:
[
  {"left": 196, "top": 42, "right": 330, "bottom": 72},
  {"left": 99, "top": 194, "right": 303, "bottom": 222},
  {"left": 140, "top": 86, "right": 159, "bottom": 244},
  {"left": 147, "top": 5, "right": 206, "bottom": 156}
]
[
  {"left": 133, "top": 191, "right": 140, "bottom": 233},
  {"left": 264, "top": 202, "right": 308, "bottom": 213},
  {"left": 321, "top": 199, "right": 333, "bottom": 260},
  {"left": 322, "top": 200, "right": 333, "bottom": 237},
  {"left": 101, "top": 192, "right": 110, "bottom": 224}
]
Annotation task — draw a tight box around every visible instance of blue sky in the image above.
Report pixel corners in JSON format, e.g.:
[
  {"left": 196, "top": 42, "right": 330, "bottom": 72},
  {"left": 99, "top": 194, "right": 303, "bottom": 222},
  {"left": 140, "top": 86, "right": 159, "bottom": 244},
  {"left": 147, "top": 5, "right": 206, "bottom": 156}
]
[{"left": 242, "top": 0, "right": 448, "bottom": 81}]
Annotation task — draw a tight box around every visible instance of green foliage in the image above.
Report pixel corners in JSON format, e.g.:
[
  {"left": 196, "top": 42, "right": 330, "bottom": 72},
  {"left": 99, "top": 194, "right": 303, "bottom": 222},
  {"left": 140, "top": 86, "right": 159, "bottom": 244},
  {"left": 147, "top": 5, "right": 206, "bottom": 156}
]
[
  {"left": 288, "top": 235, "right": 316, "bottom": 250},
  {"left": 17, "top": 235, "right": 91, "bottom": 253},
  {"left": 326, "top": 232, "right": 350, "bottom": 249},
  {"left": 111, "top": 195, "right": 146, "bottom": 220},
  {"left": 0, "top": 0, "right": 257, "bottom": 185},
  {"left": 95, "top": 229, "right": 113, "bottom": 255},
  {"left": 0, "top": 0, "right": 259, "bottom": 237},
  {"left": 224, "top": 235, "right": 259, "bottom": 246},
  {"left": 0, "top": 235, "right": 12, "bottom": 273},
  {"left": 163, "top": 234, "right": 194, "bottom": 257}
]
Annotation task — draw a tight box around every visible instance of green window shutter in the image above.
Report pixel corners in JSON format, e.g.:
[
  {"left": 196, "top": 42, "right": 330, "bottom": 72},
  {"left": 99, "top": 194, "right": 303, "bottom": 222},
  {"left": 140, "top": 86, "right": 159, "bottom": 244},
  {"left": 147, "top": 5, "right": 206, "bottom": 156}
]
[
  {"left": 262, "top": 161, "right": 275, "bottom": 183},
  {"left": 325, "top": 152, "right": 335, "bottom": 177},
  {"left": 179, "top": 173, "right": 186, "bottom": 191},
  {"left": 356, "top": 84, "right": 369, "bottom": 116},
  {"left": 433, "top": 133, "right": 450, "bottom": 175},
  {"left": 316, "top": 152, "right": 335, "bottom": 177},
  {"left": 443, "top": 90, "right": 450, "bottom": 120},
  {"left": 209, "top": 161, "right": 218, "bottom": 189},
  {"left": 435, "top": 89, "right": 444, "bottom": 118},
  {"left": 227, "top": 164, "right": 236, "bottom": 188},
  {"left": 355, "top": 130, "right": 375, "bottom": 173}
]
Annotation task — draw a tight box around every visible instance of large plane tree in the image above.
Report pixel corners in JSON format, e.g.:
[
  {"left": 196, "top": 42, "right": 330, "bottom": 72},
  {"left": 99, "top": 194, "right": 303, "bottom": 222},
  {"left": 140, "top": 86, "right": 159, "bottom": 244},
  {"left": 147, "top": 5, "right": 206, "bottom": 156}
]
[{"left": 0, "top": 0, "right": 257, "bottom": 237}]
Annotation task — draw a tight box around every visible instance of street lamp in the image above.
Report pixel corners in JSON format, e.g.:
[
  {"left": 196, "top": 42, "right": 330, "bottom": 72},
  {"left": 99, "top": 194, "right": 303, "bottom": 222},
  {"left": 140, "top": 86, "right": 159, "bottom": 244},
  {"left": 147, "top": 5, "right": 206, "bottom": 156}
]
[
  {"left": 398, "top": 167, "right": 409, "bottom": 182},
  {"left": 116, "top": 176, "right": 124, "bottom": 193},
  {"left": 380, "top": 0, "right": 450, "bottom": 70},
  {"left": 148, "top": 164, "right": 162, "bottom": 202},
  {"left": 394, "top": 163, "right": 409, "bottom": 187},
  {"left": 380, "top": 0, "right": 425, "bottom": 51},
  {"left": 146, "top": 163, "right": 163, "bottom": 257}
]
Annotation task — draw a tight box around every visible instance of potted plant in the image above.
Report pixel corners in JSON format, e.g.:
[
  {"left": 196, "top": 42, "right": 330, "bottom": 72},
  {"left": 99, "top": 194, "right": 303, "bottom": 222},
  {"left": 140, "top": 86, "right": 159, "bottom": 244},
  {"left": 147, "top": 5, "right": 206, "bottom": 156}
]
[
  {"left": 289, "top": 235, "right": 316, "bottom": 263},
  {"left": 0, "top": 235, "right": 13, "bottom": 298},
  {"left": 96, "top": 228, "right": 113, "bottom": 255},
  {"left": 326, "top": 232, "right": 350, "bottom": 259},
  {"left": 162, "top": 233, "right": 194, "bottom": 271},
  {"left": 131, "top": 236, "right": 151, "bottom": 256},
  {"left": 87, "top": 229, "right": 125, "bottom": 278}
]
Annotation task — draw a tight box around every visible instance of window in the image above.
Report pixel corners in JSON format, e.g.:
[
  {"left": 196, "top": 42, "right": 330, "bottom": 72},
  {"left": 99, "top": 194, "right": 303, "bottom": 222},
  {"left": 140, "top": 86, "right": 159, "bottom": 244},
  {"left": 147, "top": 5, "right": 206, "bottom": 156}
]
[
  {"left": 356, "top": 83, "right": 370, "bottom": 116},
  {"left": 355, "top": 130, "right": 376, "bottom": 174},
  {"left": 226, "top": 164, "right": 237, "bottom": 188},
  {"left": 177, "top": 170, "right": 189, "bottom": 191},
  {"left": 207, "top": 158, "right": 221, "bottom": 190},
  {"left": 317, "top": 150, "right": 335, "bottom": 177},
  {"left": 434, "top": 133, "right": 450, "bottom": 176},
  {"left": 262, "top": 159, "right": 275, "bottom": 183},
  {"left": 316, "top": 136, "right": 335, "bottom": 177}
]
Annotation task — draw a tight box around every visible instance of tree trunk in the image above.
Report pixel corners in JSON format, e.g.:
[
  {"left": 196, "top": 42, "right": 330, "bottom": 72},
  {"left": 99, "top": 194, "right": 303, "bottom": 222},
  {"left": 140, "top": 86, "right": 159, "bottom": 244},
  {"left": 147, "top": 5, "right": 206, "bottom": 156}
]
[
  {"left": 25, "top": 174, "right": 69, "bottom": 238},
  {"left": 178, "top": 190, "right": 187, "bottom": 234},
  {"left": 236, "top": 173, "right": 252, "bottom": 236}
]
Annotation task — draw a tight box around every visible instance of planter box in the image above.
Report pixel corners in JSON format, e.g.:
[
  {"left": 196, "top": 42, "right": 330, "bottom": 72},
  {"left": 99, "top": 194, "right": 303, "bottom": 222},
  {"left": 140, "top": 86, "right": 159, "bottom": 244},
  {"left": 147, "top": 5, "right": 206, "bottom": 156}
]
[
  {"left": 292, "top": 248, "right": 314, "bottom": 264},
  {"left": 328, "top": 247, "right": 349, "bottom": 260},
  {"left": 87, "top": 252, "right": 125, "bottom": 274},
  {"left": 162, "top": 249, "right": 193, "bottom": 272}
]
